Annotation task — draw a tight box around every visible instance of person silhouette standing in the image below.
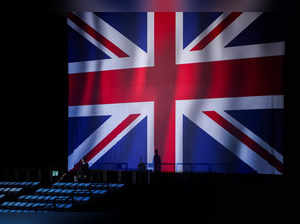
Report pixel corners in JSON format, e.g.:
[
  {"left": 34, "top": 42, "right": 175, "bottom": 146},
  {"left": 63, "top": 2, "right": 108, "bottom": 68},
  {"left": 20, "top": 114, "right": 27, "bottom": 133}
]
[
  {"left": 78, "top": 158, "right": 89, "bottom": 182},
  {"left": 138, "top": 157, "right": 146, "bottom": 171},
  {"left": 153, "top": 149, "right": 161, "bottom": 172}
]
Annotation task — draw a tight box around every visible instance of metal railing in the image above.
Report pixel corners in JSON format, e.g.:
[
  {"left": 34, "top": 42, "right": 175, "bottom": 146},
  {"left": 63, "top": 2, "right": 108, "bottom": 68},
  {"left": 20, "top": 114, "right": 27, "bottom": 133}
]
[
  {"left": 90, "top": 162, "right": 128, "bottom": 171},
  {"left": 159, "top": 163, "right": 232, "bottom": 173}
]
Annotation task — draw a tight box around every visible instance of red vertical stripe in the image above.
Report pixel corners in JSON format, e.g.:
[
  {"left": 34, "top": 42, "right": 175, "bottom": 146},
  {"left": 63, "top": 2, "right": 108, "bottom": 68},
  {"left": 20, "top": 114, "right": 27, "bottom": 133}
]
[{"left": 154, "top": 12, "right": 176, "bottom": 172}]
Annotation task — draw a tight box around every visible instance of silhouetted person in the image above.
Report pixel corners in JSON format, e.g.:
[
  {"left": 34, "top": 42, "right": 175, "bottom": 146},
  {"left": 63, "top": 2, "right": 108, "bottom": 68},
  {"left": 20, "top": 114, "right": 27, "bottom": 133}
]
[
  {"left": 137, "top": 157, "right": 146, "bottom": 184},
  {"left": 138, "top": 157, "right": 146, "bottom": 171},
  {"left": 153, "top": 149, "right": 161, "bottom": 172},
  {"left": 78, "top": 158, "right": 89, "bottom": 182}
]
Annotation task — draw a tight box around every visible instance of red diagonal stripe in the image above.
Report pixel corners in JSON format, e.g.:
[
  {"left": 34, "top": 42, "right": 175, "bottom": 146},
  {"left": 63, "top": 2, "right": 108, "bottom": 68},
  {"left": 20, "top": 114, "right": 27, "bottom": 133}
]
[
  {"left": 68, "top": 13, "right": 129, "bottom": 58},
  {"left": 203, "top": 111, "right": 284, "bottom": 173},
  {"left": 191, "top": 12, "right": 242, "bottom": 51},
  {"left": 84, "top": 114, "right": 140, "bottom": 163}
]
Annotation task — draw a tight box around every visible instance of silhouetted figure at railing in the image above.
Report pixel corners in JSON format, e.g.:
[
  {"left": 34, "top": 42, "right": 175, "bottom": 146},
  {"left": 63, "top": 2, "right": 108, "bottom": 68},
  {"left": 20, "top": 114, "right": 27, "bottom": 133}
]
[
  {"left": 137, "top": 157, "right": 147, "bottom": 184},
  {"left": 153, "top": 149, "right": 161, "bottom": 172},
  {"left": 138, "top": 157, "right": 146, "bottom": 172},
  {"left": 77, "top": 158, "right": 89, "bottom": 182}
]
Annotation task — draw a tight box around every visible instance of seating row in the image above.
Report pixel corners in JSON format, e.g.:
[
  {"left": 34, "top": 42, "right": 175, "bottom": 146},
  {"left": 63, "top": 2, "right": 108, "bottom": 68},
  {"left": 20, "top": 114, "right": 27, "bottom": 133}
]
[
  {"left": 107, "top": 183, "right": 125, "bottom": 188},
  {"left": 18, "top": 195, "right": 71, "bottom": 202},
  {"left": 18, "top": 195, "right": 90, "bottom": 203},
  {"left": 52, "top": 182, "right": 124, "bottom": 189},
  {"left": 35, "top": 188, "right": 107, "bottom": 196},
  {"left": 0, "top": 188, "right": 23, "bottom": 193},
  {"left": 0, "top": 209, "right": 47, "bottom": 214},
  {"left": 0, "top": 182, "right": 39, "bottom": 187},
  {"left": 1, "top": 201, "right": 72, "bottom": 210},
  {"left": 52, "top": 182, "right": 105, "bottom": 188}
]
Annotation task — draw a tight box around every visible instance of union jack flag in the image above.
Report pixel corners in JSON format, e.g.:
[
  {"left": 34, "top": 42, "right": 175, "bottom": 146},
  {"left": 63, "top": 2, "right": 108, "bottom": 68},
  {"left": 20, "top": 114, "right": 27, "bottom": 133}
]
[{"left": 68, "top": 12, "right": 285, "bottom": 174}]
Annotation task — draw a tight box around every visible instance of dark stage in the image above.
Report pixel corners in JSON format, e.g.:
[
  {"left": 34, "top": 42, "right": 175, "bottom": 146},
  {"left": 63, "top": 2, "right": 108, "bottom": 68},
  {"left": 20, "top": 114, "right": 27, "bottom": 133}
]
[{"left": 0, "top": 3, "right": 296, "bottom": 222}]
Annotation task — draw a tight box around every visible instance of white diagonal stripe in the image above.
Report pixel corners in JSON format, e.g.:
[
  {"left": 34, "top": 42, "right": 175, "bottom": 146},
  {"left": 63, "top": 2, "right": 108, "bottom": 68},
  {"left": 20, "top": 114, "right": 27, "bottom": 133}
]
[
  {"left": 68, "top": 102, "right": 154, "bottom": 170},
  {"left": 176, "top": 12, "right": 285, "bottom": 65},
  {"left": 67, "top": 17, "right": 117, "bottom": 59},
  {"left": 175, "top": 96, "right": 284, "bottom": 174},
  {"left": 183, "top": 12, "right": 230, "bottom": 52},
  {"left": 187, "top": 111, "right": 281, "bottom": 174},
  {"left": 88, "top": 114, "right": 146, "bottom": 167},
  {"left": 68, "top": 12, "right": 154, "bottom": 74},
  {"left": 68, "top": 113, "right": 128, "bottom": 170},
  {"left": 74, "top": 12, "right": 146, "bottom": 58},
  {"left": 206, "top": 12, "right": 262, "bottom": 50},
  {"left": 217, "top": 110, "right": 283, "bottom": 163}
]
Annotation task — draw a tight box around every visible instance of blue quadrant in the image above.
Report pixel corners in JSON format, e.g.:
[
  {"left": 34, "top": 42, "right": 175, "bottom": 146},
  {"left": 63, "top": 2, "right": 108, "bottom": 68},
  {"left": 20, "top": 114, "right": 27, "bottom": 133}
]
[
  {"left": 226, "top": 109, "right": 284, "bottom": 154},
  {"left": 68, "top": 26, "right": 111, "bottom": 62},
  {"left": 226, "top": 13, "right": 285, "bottom": 47},
  {"left": 95, "top": 12, "right": 147, "bottom": 52},
  {"left": 183, "top": 12, "right": 222, "bottom": 49}
]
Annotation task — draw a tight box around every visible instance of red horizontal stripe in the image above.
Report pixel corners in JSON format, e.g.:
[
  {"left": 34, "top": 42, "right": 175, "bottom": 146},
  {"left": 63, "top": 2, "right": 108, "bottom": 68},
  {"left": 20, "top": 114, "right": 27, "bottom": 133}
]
[
  {"left": 84, "top": 114, "right": 140, "bottom": 163},
  {"left": 203, "top": 111, "right": 284, "bottom": 173},
  {"left": 191, "top": 12, "right": 242, "bottom": 51},
  {"left": 68, "top": 13, "right": 129, "bottom": 58},
  {"left": 68, "top": 56, "right": 284, "bottom": 106}
]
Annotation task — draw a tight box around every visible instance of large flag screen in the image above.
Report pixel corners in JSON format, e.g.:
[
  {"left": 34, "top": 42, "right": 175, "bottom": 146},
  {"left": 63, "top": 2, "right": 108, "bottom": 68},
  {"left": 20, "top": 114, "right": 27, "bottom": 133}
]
[{"left": 68, "top": 12, "right": 285, "bottom": 174}]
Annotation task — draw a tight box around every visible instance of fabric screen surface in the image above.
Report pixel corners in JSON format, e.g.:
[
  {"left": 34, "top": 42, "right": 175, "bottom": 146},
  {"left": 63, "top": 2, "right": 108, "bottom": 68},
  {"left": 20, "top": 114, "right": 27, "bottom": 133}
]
[{"left": 68, "top": 12, "right": 284, "bottom": 174}]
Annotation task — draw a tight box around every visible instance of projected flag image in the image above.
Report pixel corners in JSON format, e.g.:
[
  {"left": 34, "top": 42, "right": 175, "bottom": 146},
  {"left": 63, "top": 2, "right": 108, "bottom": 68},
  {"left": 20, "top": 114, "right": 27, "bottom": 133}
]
[{"left": 68, "top": 12, "right": 285, "bottom": 174}]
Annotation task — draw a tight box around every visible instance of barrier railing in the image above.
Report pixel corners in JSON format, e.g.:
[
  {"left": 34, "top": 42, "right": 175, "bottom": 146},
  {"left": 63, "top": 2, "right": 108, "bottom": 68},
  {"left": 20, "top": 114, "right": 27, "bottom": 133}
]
[
  {"left": 90, "top": 162, "right": 128, "bottom": 171},
  {"left": 1, "top": 162, "right": 242, "bottom": 185},
  {"left": 144, "top": 162, "right": 232, "bottom": 173}
]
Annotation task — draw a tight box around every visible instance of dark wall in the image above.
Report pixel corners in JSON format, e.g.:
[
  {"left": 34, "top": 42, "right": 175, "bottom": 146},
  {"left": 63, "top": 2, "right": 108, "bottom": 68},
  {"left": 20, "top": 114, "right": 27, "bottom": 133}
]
[{"left": 1, "top": 11, "right": 68, "bottom": 168}]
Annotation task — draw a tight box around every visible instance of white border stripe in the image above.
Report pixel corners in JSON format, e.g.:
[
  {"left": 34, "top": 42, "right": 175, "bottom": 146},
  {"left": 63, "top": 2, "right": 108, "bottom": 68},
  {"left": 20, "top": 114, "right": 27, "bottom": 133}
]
[
  {"left": 147, "top": 12, "right": 155, "bottom": 63},
  {"left": 176, "top": 95, "right": 284, "bottom": 111},
  {"left": 69, "top": 101, "right": 154, "bottom": 117},
  {"left": 175, "top": 101, "right": 183, "bottom": 172}
]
